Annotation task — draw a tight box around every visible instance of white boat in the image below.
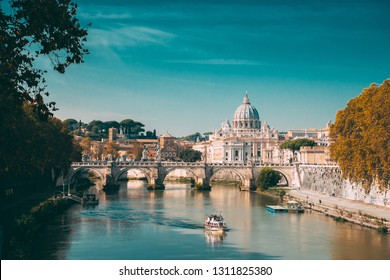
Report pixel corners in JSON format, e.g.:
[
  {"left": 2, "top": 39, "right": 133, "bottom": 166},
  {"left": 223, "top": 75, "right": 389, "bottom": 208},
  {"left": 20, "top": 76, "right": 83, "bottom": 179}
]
[{"left": 204, "top": 213, "right": 228, "bottom": 231}]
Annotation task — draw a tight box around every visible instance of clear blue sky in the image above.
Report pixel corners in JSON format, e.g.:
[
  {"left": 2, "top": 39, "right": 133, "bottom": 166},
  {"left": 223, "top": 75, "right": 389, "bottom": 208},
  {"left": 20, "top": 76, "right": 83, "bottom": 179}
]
[{"left": 46, "top": 0, "right": 390, "bottom": 136}]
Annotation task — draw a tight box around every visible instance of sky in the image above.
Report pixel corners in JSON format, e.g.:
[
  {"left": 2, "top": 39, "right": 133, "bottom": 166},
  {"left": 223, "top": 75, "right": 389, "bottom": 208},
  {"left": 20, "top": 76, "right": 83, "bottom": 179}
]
[{"left": 45, "top": 0, "right": 390, "bottom": 136}]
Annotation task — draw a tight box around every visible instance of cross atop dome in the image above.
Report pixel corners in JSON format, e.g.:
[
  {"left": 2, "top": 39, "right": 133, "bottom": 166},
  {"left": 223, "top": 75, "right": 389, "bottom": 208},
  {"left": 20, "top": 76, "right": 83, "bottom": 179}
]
[{"left": 243, "top": 92, "right": 250, "bottom": 104}]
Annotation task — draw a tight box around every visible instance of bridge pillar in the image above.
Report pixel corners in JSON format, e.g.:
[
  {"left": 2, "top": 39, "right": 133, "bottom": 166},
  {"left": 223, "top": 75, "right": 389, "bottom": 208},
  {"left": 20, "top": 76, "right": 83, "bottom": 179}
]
[
  {"left": 102, "top": 166, "right": 119, "bottom": 192},
  {"left": 147, "top": 177, "right": 165, "bottom": 190},
  {"left": 103, "top": 175, "right": 119, "bottom": 192},
  {"left": 191, "top": 165, "right": 211, "bottom": 191},
  {"left": 240, "top": 178, "right": 256, "bottom": 191}
]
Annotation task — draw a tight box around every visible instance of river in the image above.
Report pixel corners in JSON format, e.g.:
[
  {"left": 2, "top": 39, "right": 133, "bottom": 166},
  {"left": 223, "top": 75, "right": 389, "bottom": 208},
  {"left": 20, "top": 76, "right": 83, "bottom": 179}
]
[{"left": 32, "top": 181, "right": 390, "bottom": 260}]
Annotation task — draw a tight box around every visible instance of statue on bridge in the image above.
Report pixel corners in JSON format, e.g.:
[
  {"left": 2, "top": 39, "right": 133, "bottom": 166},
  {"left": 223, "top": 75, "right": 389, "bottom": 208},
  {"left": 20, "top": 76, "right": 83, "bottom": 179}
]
[
  {"left": 156, "top": 144, "right": 161, "bottom": 162},
  {"left": 141, "top": 145, "right": 147, "bottom": 161}
]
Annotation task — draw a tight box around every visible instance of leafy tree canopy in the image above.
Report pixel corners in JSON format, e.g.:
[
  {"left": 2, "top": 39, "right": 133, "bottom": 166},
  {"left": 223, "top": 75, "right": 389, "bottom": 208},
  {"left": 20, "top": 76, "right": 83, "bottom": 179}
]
[
  {"left": 0, "top": 0, "right": 89, "bottom": 190},
  {"left": 256, "top": 168, "right": 282, "bottom": 191},
  {"left": 1, "top": 0, "right": 89, "bottom": 118},
  {"left": 330, "top": 80, "right": 390, "bottom": 191},
  {"left": 180, "top": 149, "right": 202, "bottom": 162},
  {"left": 280, "top": 138, "right": 316, "bottom": 153}
]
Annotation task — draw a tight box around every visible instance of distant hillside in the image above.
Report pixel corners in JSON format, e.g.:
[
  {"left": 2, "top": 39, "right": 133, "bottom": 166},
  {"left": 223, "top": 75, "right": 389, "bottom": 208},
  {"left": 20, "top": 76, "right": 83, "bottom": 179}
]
[{"left": 179, "top": 132, "right": 212, "bottom": 142}]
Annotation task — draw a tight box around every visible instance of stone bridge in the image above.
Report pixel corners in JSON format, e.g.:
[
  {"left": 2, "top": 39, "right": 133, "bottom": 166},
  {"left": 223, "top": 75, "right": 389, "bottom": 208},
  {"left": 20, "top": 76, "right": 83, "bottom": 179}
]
[{"left": 64, "top": 161, "right": 298, "bottom": 191}]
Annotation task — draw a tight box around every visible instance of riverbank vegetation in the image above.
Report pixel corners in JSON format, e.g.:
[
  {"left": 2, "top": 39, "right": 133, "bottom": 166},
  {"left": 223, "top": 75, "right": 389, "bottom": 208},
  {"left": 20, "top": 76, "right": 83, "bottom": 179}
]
[
  {"left": 211, "top": 179, "right": 241, "bottom": 187},
  {"left": 5, "top": 197, "right": 75, "bottom": 259},
  {"left": 256, "top": 168, "right": 282, "bottom": 190},
  {"left": 330, "top": 80, "right": 390, "bottom": 191},
  {"left": 0, "top": 0, "right": 88, "bottom": 200}
]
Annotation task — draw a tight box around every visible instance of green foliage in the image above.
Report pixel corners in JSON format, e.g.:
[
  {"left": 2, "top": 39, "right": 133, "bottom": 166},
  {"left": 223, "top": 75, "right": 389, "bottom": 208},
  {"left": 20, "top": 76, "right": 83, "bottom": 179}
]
[
  {"left": 0, "top": 0, "right": 89, "bottom": 190},
  {"left": 277, "top": 189, "right": 286, "bottom": 197},
  {"left": 377, "top": 226, "right": 388, "bottom": 234},
  {"left": 1, "top": 0, "right": 89, "bottom": 118},
  {"left": 256, "top": 168, "right": 282, "bottom": 190},
  {"left": 180, "top": 148, "right": 202, "bottom": 162},
  {"left": 120, "top": 119, "right": 145, "bottom": 136},
  {"left": 8, "top": 198, "right": 74, "bottom": 259},
  {"left": 180, "top": 132, "right": 202, "bottom": 142},
  {"left": 63, "top": 119, "right": 78, "bottom": 131},
  {"left": 280, "top": 138, "right": 317, "bottom": 153},
  {"left": 333, "top": 216, "right": 347, "bottom": 223},
  {"left": 330, "top": 80, "right": 390, "bottom": 191}
]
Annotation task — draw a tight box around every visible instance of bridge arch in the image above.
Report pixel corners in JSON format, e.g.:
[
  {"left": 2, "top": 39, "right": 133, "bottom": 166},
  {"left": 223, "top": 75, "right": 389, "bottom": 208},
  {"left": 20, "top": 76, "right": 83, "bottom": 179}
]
[
  {"left": 271, "top": 169, "right": 291, "bottom": 186},
  {"left": 254, "top": 167, "right": 291, "bottom": 187},
  {"left": 160, "top": 167, "right": 204, "bottom": 184},
  {"left": 210, "top": 167, "right": 248, "bottom": 187},
  {"left": 114, "top": 167, "right": 154, "bottom": 185},
  {"left": 67, "top": 167, "right": 106, "bottom": 185}
]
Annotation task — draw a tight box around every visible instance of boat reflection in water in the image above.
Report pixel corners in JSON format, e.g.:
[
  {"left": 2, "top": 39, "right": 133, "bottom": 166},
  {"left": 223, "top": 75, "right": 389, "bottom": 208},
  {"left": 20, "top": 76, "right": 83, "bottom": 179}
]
[{"left": 204, "top": 230, "right": 227, "bottom": 246}]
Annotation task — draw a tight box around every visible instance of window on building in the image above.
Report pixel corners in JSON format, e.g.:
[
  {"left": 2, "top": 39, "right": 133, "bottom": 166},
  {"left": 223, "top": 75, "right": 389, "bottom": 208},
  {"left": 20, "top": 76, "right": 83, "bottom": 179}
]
[{"left": 235, "top": 151, "right": 239, "bottom": 157}]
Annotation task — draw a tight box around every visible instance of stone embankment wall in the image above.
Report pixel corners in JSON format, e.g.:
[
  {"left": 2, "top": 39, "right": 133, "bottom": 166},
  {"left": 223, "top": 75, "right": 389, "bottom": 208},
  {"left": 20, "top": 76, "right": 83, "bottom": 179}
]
[{"left": 298, "top": 165, "right": 389, "bottom": 208}]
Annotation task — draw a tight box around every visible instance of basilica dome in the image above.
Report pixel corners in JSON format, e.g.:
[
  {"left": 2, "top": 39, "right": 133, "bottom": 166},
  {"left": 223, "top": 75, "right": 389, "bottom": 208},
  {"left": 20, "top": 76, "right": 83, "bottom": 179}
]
[{"left": 232, "top": 94, "right": 260, "bottom": 129}]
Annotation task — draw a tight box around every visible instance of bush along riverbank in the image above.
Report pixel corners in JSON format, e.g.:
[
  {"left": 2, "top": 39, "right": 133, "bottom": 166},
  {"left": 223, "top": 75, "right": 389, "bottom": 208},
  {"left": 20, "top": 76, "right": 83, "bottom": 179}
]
[{"left": 4, "top": 197, "right": 75, "bottom": 259}]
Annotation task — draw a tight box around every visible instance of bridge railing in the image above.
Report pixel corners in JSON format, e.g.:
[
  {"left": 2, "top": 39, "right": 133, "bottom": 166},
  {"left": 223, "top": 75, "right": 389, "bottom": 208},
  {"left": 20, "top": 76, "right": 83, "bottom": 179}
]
[{"left": 71, "top": 161, "right": 304, "bottom": 168}]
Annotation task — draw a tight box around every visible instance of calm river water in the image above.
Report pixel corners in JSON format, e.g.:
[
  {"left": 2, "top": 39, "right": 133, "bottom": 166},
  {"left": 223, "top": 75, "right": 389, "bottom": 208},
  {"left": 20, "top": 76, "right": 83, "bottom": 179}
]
[{"left": 34, "top": 181, "right": 390, "bottom": 260}]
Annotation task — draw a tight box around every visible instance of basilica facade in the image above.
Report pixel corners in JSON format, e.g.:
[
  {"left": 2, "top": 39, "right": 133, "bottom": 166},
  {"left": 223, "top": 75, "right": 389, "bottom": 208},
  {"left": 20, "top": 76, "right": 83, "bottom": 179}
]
[{"left": 193, "top": 94, "right": 281, "bottom": 164}]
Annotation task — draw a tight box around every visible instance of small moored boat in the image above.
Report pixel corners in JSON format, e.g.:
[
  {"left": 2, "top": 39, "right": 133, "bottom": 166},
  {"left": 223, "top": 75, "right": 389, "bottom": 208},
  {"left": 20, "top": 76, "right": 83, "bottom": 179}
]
[
  {"left": 266, "top": 205, "right": 288, "bottom": 213},
  {"left": 286, "top": 200, "right": 304, "bottom": 213},
  {"left": 204, "top": 213, "right": 228, "bottom": 231},
  {"left": 82, "top": 194, "right": 99, "bottom": 206},
  {"left": 266, "top": 201, "right": 304, "bottom": 213}
]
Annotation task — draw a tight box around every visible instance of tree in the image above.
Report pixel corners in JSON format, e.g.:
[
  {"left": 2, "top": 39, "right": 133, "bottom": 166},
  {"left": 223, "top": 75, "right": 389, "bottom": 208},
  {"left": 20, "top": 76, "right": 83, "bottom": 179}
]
[
  {"left": 180, "top": 132, "right": 202, "bottom": 142},
  {"left": 70, "top": 139, "right": 82, "bottom": 162},
  {"left": 104, "top": 121, "right": 120, "bottom": 131},
  {"left": 0, "top": 0, "right": 89, "bottom": 192},
  {"left": 104, "top": 141, "right": 119, "bottom": 160},
  {"left": 256, "top": 168, "right": 282, "bottom": 191},
  {"left": 1, "top": 0, "right": 89, "bottom": 118},
  {"left": 80, "top": 137, "right": 92, "bottom": 156},
  {"left": 145, "top": 130, "right": 156, "bottom": 139},
  {"left": 280, "top": 138, "right": 316, "bottom": 162},
  {"left": 330, "top": 81, "right": 390, "bottom": 191},
  {"left": 120, "top": 119, "right": 135, "bottom": 135},
  {"left": 63, "top": 119, "right": 78, "bottom": 131},
  {"left": 180, "top": 149, "right": 202, "bottom": 162},
  {"left": 120, "top": 119, "right": 145, "bottom": 136}
]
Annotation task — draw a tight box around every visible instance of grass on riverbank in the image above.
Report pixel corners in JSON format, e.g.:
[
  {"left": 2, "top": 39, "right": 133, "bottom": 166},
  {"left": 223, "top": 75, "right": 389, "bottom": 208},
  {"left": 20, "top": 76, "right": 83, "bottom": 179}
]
[{"left": 5, "top": 197, "right": 75, "bottom": 259}]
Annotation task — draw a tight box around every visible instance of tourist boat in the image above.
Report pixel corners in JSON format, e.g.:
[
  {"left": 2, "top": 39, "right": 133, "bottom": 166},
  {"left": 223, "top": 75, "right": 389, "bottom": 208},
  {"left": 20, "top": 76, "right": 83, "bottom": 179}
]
[
  {"left": 82, "top": 194, "right": 99, "bottom": 206},
  {"left": 286, "top": 200, "right": 304, "bottom": 213},
  {"left": 204, "top": 213, "right": 228, "bottom": 231},
  {"left": 266, "top": 201, "right": 304, "bottom": 213}
]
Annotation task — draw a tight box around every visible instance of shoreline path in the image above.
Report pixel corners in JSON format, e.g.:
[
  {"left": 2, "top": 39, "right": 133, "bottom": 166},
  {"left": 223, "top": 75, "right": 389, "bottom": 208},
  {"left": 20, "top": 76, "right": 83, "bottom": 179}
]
[{"left": 289, "top": 189, "right": 390, "bottom": 221}]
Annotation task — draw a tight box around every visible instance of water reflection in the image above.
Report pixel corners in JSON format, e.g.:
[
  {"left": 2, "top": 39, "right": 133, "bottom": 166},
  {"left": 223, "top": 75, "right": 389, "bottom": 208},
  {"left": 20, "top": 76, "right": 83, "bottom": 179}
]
[
  {"left": 30, "top": 181, "right": 390, "bottom": 260},
  {"left": 205, "top": 230, "right": 227, "bottom": 246}
]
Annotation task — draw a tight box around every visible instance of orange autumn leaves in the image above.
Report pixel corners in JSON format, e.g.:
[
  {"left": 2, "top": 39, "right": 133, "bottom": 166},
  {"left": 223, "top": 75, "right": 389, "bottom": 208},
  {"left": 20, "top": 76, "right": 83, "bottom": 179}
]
[{"left": 330, "top": 80, "right": 390, "bottom": 192}]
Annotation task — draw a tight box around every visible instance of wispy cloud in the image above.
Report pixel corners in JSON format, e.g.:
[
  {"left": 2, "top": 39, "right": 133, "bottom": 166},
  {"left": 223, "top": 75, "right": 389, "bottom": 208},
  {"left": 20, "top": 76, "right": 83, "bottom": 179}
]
[
  {"left": 79, "top": 11, "right": 132, "bottom": 20},
  {"left": 164, "top": 59, "right": 269, "bottom": 66},
  {"left": 87, "top": 26, "right": 176, "bottom": 47}
]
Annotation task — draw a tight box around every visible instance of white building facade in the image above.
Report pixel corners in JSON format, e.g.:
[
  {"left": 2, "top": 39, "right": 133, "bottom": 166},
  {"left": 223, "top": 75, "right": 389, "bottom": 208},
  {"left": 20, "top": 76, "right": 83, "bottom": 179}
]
[{"left": 194, "top": 94, "right": 281, "bottom": 164}]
